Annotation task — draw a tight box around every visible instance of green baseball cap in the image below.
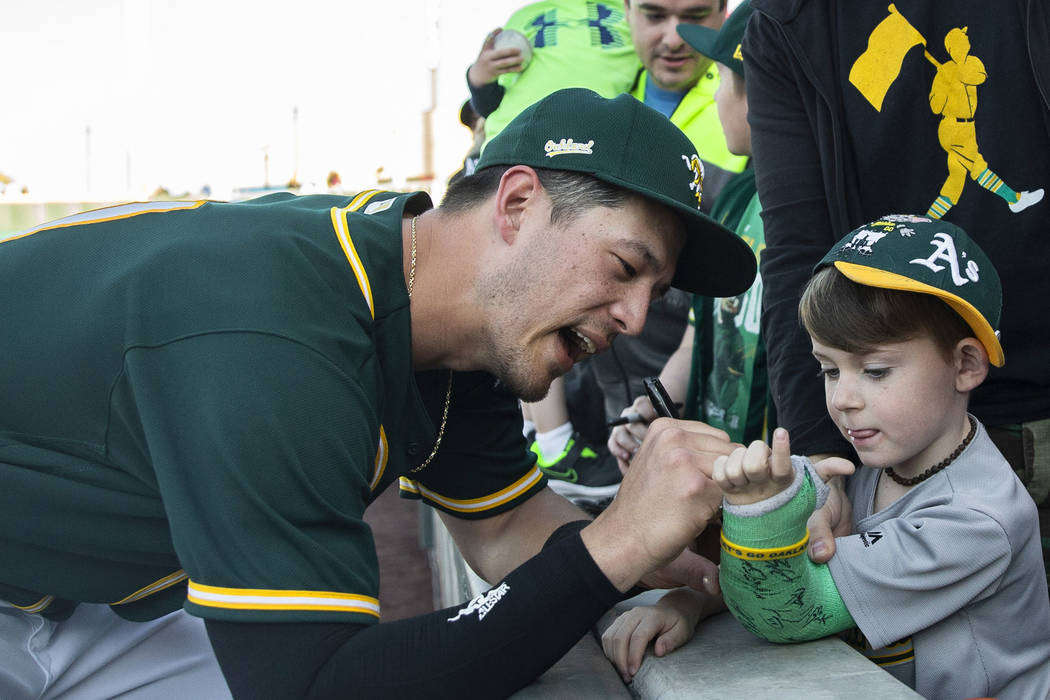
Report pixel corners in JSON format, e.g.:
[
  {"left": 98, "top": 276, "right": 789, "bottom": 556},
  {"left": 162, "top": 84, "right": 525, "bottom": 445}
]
[
  {"left": 475, "top": 88, "right": 756, "bottom": 297},
  {"left": 816, "top": 215, "right": 1004, "bottom": 366},
  {"left": 677, "top": 0, "right": 752, "bottom": 77}
]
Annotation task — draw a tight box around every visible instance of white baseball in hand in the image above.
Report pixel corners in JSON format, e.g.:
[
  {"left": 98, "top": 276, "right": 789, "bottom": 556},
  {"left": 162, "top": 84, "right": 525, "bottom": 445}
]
[{"left": 493, "top": 29, "right": 532, "bottom": 69}]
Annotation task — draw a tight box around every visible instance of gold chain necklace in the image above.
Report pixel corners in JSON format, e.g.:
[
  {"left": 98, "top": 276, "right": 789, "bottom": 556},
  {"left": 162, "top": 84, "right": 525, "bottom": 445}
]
[{"left": 408, "top": 215, "right": 453, "bottom": 473}]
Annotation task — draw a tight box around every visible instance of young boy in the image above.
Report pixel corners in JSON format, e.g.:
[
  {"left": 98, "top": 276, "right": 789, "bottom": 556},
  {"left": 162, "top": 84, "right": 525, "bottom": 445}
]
[{"left": 607, "top": 216, "right": 1050, "bottom": 699}]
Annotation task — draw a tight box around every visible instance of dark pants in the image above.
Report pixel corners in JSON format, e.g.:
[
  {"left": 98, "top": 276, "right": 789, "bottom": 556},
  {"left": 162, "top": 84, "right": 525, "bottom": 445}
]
[{"left": 987, "top": 418, "right": 1050, "bottom": 593}]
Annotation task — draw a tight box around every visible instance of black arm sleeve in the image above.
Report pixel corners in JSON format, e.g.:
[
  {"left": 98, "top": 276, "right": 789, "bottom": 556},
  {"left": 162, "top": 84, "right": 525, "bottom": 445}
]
[
  {"left": 206, "top": 530, "right": 623, "bottom": 699},
  {"left": 466, "top": 66, "right": 506, "bottom": 118}
]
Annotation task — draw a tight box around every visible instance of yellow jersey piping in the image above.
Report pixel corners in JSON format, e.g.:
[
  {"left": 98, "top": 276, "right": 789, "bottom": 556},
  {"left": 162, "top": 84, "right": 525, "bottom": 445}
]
[
  {"left": 398, "top": 466, "right": 544, "bottom": 513},
  {"left": 370, "top": 426, "right": 389, "bottom": 491},
  {"left": 111, "top": 569, "right": 188, "bottom": 605},
  {"left": 2, "top": 200, "right": 206, "bottom": 244},
  {"left": 187, "top": 580, "right": 380, "bottom": 617}
]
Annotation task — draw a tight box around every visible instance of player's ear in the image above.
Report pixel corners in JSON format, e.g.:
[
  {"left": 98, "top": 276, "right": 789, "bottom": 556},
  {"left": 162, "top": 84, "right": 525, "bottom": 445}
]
[
  {"left": 954, "top": 337, "right": 988, "bottom": 393},
  {"left": 493, "top": 165, "right": 542, "bottom": 245}
]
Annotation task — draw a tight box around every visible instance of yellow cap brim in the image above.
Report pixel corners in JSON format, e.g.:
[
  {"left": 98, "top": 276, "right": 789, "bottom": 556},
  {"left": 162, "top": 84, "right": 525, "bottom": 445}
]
[{"left": 833, "top": 261, "right": 1005, "bottom": 367}]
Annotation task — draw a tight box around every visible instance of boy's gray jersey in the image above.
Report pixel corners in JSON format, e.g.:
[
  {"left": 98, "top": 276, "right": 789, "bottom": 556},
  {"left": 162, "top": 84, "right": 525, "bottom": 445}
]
[{"left": 829, "top": 419, "right": 1050, "bottom": 700}]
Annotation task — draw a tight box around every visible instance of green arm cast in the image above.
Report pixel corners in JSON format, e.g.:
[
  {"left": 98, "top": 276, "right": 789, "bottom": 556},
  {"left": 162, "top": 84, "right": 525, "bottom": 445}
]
[{"left": 719, "top": 473, "right": 856, "bottom": 643}]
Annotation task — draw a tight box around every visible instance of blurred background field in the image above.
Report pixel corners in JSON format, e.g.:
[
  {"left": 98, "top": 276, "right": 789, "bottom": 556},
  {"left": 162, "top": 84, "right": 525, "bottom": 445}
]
[{"left": 0, "top": 0, "right": 525, "bottom": 235}]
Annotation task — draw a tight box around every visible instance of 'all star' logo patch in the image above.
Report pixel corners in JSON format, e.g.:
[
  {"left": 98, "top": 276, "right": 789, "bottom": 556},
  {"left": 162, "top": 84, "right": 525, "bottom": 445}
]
[{"left": 447, "top": 583, "right": 511, "bottom": 622}]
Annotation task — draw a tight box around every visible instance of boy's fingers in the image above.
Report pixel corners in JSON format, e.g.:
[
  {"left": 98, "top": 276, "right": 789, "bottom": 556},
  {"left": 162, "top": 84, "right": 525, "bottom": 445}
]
[
  {"left": 602, "top": 616, "right": 634, "bottom": 675},
  {"left": 629, "top": 616, "right": 661, "bottom": 669},
  {"left": 812, "top": 456, "right": 856, "bottom": 482},
  {"left": 488, "top": 48, "right": 523, "bottom": 62},
  {"left": 655, "top": 622, "right": 690, "bottom": 657},
  {"left": 741, "top": 439, "right": 772, "bottom": 482},
  {"left": 807, "top": 508, "right": 836, "bottom": 563},
  {"left": 712, "top": 454, "right": 729, "bottom": 487},
  {"left": 770, "top": 428, "right": 794, "bottom": 483},
  {"left": 716, "top": 448, "right": 745, "bottom": 487}
]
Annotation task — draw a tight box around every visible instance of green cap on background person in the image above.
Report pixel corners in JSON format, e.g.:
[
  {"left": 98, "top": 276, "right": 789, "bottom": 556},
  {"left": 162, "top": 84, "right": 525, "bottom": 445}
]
[
  {"left": 676, "top": 0, "right": 753, "bottom": 77},
  {"left": 816, "top": 214, "right": 1004, "bottom": 366},
  {"left": 476, "top": 87, "right": 756, "bottom": 297}
]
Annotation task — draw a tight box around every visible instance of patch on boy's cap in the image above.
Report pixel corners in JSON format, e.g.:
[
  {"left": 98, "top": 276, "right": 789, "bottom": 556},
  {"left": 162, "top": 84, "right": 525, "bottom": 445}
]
[
  {"left": 476, "top": 88, "right": 755, "bottom": 297},
  {"left": 817, "top": 214, "right": 1004, "bottom": 366},
  {"left": 677, "top": 0, "right": 753, "bottom": 77}
]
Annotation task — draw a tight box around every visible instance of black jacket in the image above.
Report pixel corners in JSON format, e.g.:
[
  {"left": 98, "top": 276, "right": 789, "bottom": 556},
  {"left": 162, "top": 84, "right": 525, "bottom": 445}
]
[{"left": 745, "top": 0, "right": 1050, "bottom": 457}]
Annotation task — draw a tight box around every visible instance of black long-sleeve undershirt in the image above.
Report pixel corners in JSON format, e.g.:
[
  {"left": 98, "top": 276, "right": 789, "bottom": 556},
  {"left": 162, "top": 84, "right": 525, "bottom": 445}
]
[{"left": 206, "top": 524, "right": 621, "bottom": 699}]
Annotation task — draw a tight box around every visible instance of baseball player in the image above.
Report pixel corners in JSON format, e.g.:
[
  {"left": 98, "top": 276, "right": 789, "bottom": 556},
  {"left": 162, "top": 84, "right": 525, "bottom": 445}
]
[{"left": 0, "top": 89, "right": 759, "bottom": 698}]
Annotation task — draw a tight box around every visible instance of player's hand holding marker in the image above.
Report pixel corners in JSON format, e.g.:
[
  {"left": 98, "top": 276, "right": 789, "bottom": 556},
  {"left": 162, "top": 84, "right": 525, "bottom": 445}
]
[{"left": 712, "top": 428, "right": 855, "bottom": 506}]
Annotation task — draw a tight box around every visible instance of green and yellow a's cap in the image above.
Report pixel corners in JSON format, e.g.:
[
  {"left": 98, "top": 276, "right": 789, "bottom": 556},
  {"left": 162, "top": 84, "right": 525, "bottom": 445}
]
[
  {"left": 476, "top": 88, "right": 756, "bottom": 297},
  {"left": 817, "top": 215, "right": 1004, "bottom": 366},
  {"left": 676, "top": 0, "right": 752, "bottom": 77}
]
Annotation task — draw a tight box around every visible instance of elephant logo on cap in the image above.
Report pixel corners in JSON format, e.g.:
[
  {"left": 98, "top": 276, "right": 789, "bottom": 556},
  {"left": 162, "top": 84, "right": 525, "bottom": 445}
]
[{"left": 682, "top": 154, "right": 705, "bottom": 209}]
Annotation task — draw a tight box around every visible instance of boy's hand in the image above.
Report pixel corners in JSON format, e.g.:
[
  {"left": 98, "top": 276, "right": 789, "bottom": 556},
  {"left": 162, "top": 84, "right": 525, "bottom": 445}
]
[
  {"left": 805, "top": 456, "right": 856, "bottom": 561},
  {"left": 601, "top": 588, "right": 722, "bottom": 683},
  {"left": 806, "top": 474, "right": 853, "bottom": 562},
  {"left": 607, "top": 395, "right": 658, "bottom": 473},
  {"left": 601, "top": 600, "right": 693, "bottom": 682},
  {"left": 712, "top": 428, "right": 796, "bottom": 505},
  {"left": 467, "top": 28, "right": 528, "bottom": 87}
]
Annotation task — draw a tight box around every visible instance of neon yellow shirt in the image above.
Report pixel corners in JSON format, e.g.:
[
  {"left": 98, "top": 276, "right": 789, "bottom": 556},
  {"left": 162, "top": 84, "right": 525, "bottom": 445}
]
[
  {"left": 631, "top": 68, "right": 749, "bottom": 175},
  {"left": 482, "top": 0, "right": 641, "bottom": 144}
]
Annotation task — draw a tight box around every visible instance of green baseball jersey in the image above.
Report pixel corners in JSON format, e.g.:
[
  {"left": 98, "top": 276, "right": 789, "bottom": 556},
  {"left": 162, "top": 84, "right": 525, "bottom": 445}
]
[
  {"left": 482, "top": 0, "right": 641, "bottom": 144},
  {"left": 0, "top": 191, "right": 543, "bottom": 625},
  {"left": 686, "top": 168, "right": 770, "bottom": 443}
]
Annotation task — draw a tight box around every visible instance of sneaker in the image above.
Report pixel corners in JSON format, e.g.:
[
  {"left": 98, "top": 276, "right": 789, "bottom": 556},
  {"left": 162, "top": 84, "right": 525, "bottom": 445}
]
[
  {"left": 531, "top": 432, "right": 622, "bottom": 501},
  {"left": 1009, "top": 188, "right": 1044, "bottom": 213}
]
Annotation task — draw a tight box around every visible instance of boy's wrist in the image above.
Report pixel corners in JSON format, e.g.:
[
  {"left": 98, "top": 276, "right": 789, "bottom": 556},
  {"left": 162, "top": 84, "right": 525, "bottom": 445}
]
[
  {"left": 659, "top": 588, "right": 713, "bottom": 629},
  {"left": 721, "top": 459, "right": 817, "bottom": 551},
  {"left": 723, "top": 455, "right": 808, "bottom": 518},
  {"left": 724, "top": 481, "right": 792, "bottom": 506}
]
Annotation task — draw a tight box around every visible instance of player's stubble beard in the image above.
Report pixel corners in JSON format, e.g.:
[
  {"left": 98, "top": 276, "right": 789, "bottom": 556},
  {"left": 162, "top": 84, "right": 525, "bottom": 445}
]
[{"left": 473, "top": 227, "right": 564, "bottom": 403}]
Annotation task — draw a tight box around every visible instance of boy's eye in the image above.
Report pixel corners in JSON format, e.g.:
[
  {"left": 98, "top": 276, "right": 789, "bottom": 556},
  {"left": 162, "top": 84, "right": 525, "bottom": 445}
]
[
  {"left": 817, "top": 367, "right": 839, "bottom": 380},
  {"left": 864, "top": 367, "right": 890, "bottom": 380}
]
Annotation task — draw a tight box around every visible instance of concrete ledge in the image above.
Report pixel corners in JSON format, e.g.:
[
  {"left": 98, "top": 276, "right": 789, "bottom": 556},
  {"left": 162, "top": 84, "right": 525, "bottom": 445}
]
[
  {"left": 597, "top": 590, "right": 923, "bottom": 699},
  {"left": 425, "top": 509, "right": 921, "bottom": 699},
  {"left": 511, "top": 633, "right": 633, "bottom": 699}
]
